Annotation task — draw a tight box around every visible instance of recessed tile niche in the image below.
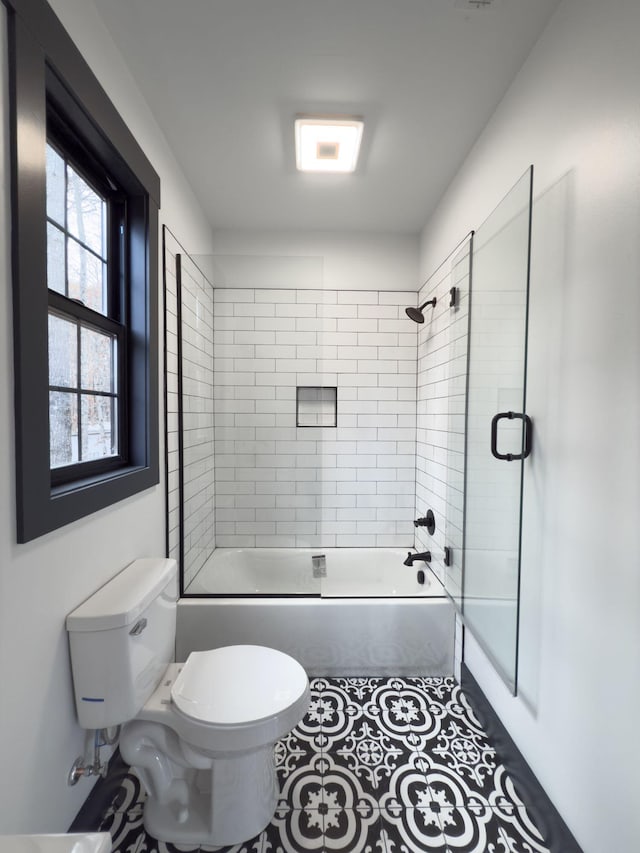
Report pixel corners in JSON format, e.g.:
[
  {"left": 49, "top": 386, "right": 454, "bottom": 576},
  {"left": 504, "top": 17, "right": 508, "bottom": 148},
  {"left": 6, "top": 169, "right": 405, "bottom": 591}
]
[{"left": 296, "top": 386, "right": 337, "bottom": 427}]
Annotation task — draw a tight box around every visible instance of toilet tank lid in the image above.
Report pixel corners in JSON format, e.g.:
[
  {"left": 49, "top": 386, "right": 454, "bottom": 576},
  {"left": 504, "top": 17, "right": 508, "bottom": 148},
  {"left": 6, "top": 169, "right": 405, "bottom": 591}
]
[{"left": 66, "top": 558, "right": 177, "bottom": 632}]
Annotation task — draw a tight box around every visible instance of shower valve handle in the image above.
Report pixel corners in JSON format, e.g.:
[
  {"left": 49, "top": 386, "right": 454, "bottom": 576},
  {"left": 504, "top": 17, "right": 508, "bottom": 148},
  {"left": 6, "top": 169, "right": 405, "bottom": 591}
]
[{"left": 413, "top": 510, "right": 435, "bottom": 534}]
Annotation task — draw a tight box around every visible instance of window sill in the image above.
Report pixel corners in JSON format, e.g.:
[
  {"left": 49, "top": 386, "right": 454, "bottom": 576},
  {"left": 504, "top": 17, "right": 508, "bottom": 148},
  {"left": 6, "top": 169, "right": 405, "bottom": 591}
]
[
  {"left": 17, "top": 459, "right": 158, "bottom": 543},
  {"left": 51, "top": 463, "right": 150, "bottom": 499}
]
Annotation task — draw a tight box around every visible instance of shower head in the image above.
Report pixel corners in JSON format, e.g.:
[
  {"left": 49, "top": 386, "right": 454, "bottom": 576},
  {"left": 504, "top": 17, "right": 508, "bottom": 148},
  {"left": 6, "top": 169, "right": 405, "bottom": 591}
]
[
  {"left": 405, "top": 297, "right": 436, "bottom": 324},
  {"left": 405, "top": 305, "right": 425, "bottom": 324}
]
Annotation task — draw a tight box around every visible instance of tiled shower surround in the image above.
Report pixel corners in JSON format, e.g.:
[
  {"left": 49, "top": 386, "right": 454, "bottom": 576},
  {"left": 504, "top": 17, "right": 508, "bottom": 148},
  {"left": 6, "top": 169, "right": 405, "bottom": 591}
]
[
  {"left": 213, "top": 289, "right": 419, "bottom": 549},
  {"left": 164, "top": 238, "right": 474, "bottom": 582},
  {"left": 414, "top": 242, "right": 471, "bottom": 598}
]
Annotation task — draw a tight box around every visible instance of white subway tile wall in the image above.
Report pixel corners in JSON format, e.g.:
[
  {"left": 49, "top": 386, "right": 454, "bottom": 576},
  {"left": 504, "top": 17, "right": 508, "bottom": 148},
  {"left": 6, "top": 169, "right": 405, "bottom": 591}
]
[
  {"left": 414, "top": 241, "right": 472, "bottom": 598},
  {"left": 214, "top": 289, "right": 418, "bottom": 548},
  {"left": 164, "top": 232, "right": 215, "bottom": 589}
]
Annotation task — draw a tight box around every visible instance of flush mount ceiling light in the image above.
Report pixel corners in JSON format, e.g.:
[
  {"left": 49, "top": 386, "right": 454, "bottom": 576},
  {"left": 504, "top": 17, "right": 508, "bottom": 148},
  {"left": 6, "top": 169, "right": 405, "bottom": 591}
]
[{"left": 294, "top": 115, "right": 364, "bottom": 173}]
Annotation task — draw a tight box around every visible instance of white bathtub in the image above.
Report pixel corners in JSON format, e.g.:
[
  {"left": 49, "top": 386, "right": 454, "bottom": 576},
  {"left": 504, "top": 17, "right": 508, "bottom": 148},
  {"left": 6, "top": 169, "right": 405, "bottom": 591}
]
[
  {"left": 184, "top": 547, "right": 441, "bottom": 597},
  {"left": 177, "top": 548, "right": 455, "bottom": 676}
]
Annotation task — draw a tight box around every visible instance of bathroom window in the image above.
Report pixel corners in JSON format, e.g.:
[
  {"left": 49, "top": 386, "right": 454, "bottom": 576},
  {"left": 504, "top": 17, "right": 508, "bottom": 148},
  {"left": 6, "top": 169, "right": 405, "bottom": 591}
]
[
  {"left": 46, "top": 137, "right": 125, "bottom": 481},
  {"left": 8, "top": 0, "right": 161, "bottom": 542}
]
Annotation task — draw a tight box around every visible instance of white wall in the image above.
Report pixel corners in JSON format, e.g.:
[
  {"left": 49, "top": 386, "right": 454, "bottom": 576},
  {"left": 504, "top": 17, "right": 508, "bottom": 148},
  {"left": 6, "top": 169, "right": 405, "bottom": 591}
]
[
  {"left": 0, "top": 0, "right": 214, "bottom": 834},
  {"left": 420, "top": 1, "right": 640, "bottom": 850},
  {"left": 199, "top": 229, "right": 418, "bottom": 293}
]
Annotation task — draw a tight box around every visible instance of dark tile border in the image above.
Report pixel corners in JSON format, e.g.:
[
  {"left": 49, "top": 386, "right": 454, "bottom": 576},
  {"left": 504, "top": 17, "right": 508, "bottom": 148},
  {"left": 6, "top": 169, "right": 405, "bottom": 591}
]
[
  {"left": 68, "top": 749, "right": 130, "bottom": 832},
  {"left": 460, "top": 663, "right": 583, "bottom": 853}
]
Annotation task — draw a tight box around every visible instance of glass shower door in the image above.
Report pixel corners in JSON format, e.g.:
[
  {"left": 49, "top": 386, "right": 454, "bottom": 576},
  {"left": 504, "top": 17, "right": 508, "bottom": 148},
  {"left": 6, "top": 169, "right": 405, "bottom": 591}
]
[{"left": 462, "top": 167, "right": 533, "bottom": 694}]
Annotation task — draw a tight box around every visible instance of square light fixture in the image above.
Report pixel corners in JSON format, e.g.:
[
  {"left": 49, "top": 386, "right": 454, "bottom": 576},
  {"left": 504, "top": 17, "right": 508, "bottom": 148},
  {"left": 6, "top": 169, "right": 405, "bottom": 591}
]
[{"left": 294, "top": 115, "right": 364, "bottom": 173}]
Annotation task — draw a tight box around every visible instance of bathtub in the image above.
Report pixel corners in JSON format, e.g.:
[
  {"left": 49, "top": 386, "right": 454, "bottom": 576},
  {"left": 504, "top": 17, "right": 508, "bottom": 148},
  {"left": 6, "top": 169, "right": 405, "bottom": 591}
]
[
  {"left": 177, "top": 548, "right": 455, "bottom": 676},
  {"left": 184, "top": 547, "right": 443, "bottom": 597}
]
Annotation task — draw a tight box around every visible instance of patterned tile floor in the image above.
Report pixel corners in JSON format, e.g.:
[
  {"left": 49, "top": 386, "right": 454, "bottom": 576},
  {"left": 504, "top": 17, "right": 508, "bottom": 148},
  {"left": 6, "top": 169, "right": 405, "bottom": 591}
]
[{"left": 99, "top": 677, "right": 551, "bottom": 852}]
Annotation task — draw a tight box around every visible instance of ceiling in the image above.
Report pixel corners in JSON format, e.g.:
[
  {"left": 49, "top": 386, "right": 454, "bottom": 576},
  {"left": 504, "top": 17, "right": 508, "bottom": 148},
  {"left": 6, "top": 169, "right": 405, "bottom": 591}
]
[{"left": 93, "top": 0, "right": 560, "bottom": 236}]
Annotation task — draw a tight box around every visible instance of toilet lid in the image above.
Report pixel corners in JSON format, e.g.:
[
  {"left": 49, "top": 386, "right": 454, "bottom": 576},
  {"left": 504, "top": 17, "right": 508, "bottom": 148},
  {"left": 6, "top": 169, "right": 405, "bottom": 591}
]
[{"left": 171, "top": 645, "right": 308, "bottom": 725}]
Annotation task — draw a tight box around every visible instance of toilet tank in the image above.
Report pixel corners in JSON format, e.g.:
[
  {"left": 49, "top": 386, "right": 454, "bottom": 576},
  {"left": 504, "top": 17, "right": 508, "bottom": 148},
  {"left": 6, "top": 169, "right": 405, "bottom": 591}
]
[{"left": 66, "top": 558, "right": 178, "bottom": 729}]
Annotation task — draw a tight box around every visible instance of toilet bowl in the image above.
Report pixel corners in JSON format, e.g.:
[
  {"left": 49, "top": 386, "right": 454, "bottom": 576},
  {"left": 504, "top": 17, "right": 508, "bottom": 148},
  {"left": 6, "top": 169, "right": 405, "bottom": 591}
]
[
  {"left": 66, "top": 558, "right": 310, "bottom": 847},
  {"left": 0, "top": 834, "right": 111, "bottom": 853},
  {"left": 120, "top": 645, "right": 310, "bottom": 846}
]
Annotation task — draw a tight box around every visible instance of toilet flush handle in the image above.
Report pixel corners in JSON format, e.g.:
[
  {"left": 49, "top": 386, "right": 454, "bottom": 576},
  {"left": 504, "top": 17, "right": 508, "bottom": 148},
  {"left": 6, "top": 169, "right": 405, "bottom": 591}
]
[{"left": 129, "top": 617, "right": 148, "bottom": 636}]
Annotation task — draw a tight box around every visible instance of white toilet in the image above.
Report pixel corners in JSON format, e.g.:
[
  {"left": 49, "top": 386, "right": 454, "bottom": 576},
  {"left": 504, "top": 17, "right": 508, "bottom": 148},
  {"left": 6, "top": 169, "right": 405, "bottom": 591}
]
[
  {"left": 0, "top": 835, "right": 110, "bottom": 853},
  {"left": 66, "top": 558, "right": 310, "bottom": 847}
]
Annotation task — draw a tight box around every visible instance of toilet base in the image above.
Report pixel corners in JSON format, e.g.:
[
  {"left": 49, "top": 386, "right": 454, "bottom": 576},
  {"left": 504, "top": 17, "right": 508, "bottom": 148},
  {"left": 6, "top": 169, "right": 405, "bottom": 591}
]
[{"left": 141, "top": 743, "right": 279, "bottom": 847}]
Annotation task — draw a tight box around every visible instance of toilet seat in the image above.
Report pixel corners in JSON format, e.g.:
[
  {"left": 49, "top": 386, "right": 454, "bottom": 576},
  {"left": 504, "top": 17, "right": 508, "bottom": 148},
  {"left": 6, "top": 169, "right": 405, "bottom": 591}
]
[
  {"left": 171, "top": 645, "right": 309, "bottom": 725},
  {"left": 121, "top": 644, "right": 310, "bottom": 846},
  {"left": 135, "top": 646, "right": 310, "bottom": 753}
]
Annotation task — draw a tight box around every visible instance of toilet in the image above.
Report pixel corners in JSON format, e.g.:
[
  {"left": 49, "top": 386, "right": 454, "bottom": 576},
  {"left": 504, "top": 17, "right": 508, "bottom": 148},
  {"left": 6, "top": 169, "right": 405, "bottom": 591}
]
[
  {"left": 0, "top": 835, "right": 110, "bottom": 853},
  {"left": 66, "top": 558, "right": 310, "bottom": 847}
]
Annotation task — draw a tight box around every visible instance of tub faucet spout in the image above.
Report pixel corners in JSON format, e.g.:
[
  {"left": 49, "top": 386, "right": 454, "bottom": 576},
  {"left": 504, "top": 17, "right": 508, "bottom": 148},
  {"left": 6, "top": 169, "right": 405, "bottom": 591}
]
[{"left": 403, "top": 551, "right": 431, "bottom": 566}]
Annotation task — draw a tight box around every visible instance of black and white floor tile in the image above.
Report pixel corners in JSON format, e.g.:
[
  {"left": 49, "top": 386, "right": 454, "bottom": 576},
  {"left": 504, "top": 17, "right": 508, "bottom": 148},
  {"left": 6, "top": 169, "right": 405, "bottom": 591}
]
[{"left": 100, "top": 677, "right": 551, "bottom": 853}]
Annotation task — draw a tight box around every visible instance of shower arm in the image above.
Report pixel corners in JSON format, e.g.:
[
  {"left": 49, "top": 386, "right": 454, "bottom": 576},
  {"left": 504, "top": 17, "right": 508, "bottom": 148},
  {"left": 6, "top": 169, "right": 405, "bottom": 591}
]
[{"left": 405, "top": 297, "right": 437, "bottom": 324}]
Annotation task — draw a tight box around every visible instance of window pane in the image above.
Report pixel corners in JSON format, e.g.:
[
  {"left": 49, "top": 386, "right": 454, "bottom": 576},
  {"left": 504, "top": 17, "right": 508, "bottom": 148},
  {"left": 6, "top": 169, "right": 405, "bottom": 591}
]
[
  {"left": 47, "top": 223, "right": 66, "bottom": 295},
  {"left": 67, "top": 239, "right": 107, "bottom": 314},
  {"left": 46, "top": 144, "right": 65, "bottom": 226},
  {"left": 81, "top": 394, "right": 116, "bottom": 461},
  {"left": 66, "top": 164, "right": 105, "bottom": 257},
  {"left": 50, "top": 391, "right": 78, "bottom": 468},
  {"left": 48, "top": 313, "right": 78, "bottom": 388},
  {"left": 81, "top": 326, "right": 115, "bottom": 393}
]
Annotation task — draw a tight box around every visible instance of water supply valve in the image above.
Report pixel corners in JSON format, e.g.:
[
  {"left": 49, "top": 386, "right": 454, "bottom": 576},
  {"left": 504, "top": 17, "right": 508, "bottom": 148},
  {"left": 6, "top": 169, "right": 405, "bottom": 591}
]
[
  {"left": 68, "top": 754, "right": 108, "bottom": 786},
  {"left": 67, "top": 727, "right": 120, "bottom": 785}
]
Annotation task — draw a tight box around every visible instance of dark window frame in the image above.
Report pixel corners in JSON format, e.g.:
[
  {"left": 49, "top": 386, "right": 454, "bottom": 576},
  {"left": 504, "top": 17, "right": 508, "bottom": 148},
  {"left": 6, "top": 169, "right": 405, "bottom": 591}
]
[{"left": 6, "top": 0, "right": 161, "bottom": 542}]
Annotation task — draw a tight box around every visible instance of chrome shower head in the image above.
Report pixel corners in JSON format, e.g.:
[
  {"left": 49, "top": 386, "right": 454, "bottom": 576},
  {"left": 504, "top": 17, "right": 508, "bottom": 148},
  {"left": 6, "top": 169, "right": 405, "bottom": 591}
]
[{"left": 405, "top": 297, "right": 436, "bottom": 324}]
